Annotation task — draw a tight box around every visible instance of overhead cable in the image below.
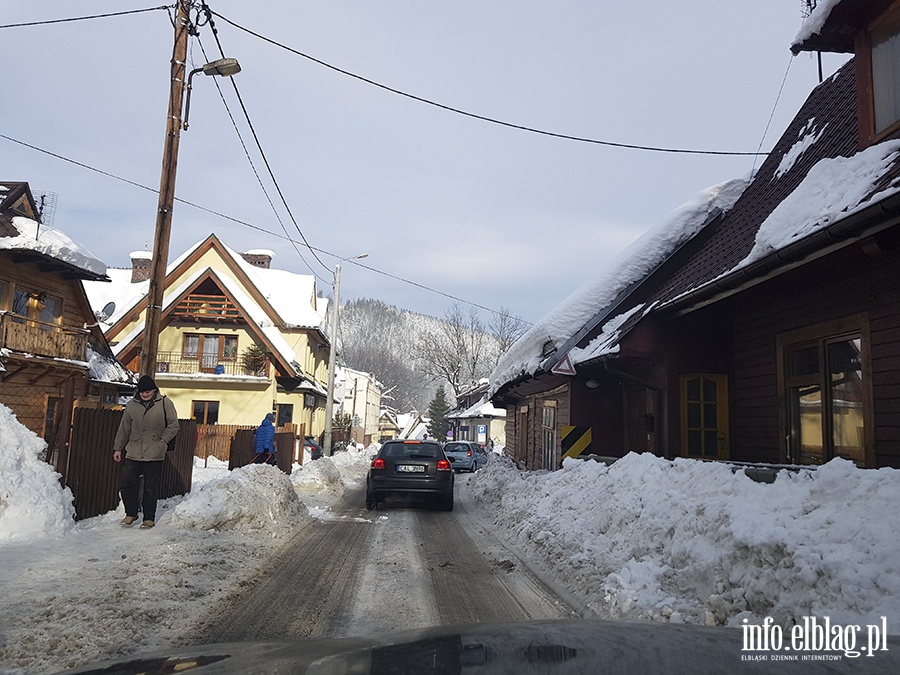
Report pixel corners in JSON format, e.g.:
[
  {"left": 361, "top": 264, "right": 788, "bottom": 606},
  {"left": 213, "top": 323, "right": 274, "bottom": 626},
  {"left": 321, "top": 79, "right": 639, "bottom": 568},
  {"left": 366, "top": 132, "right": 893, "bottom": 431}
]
[
  {"left": 210, "top": 10, "right": 769, "bottom": 158},
  {"left": 0, "top": 133, "right": 523, "bottom": 321},
  {"left": 0, "top": 5, "right": 172, "bottom": 29}
]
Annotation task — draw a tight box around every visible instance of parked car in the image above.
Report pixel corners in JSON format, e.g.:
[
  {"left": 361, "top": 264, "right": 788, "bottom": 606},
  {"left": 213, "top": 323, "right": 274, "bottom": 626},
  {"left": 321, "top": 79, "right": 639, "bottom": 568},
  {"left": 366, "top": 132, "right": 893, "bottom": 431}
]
[
  {"left": 304, "top": 436, "right": 323, "bottom": 460},
  {"left": 443, "top": 440, "right": 489, "bottom": 472},
  {"left": 366, "top": 440, "right": 454, "bottom": 511}
]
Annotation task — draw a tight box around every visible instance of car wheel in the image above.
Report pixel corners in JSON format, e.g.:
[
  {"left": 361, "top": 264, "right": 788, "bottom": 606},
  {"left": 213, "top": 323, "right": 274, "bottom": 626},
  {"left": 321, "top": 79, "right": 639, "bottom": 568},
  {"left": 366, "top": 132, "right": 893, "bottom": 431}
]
[
  {"left": 442, "top": 496, "right": 454, "bottom": 512},
  {"left": 366, "top": 493, "right": 377, "bottom": 510}
]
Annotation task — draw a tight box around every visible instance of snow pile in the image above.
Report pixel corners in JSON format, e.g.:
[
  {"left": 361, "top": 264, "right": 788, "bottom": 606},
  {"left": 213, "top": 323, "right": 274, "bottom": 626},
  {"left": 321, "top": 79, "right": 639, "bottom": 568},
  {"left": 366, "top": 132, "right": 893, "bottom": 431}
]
[
  {"left": 168, "top": 463, "right": 311, "bottom": 533},
  {"left": 466, "top": 453, "right": 900, "bottom": 628},
  {"left": 0, "top": 403, "right": 75, "bottom": 541}
]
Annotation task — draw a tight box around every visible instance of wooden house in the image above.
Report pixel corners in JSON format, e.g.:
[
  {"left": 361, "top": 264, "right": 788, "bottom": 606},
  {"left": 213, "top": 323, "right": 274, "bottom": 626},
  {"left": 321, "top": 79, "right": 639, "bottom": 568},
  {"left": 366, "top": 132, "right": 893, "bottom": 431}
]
[
  {"left": 491, "top": 0, "right": 900, "bottom": 471},
  {"left": 84, "top": 233, "right": 330, "bottom": 439},
  {"left": 0, "top": 181, "right": 133, "bottom": 472}
]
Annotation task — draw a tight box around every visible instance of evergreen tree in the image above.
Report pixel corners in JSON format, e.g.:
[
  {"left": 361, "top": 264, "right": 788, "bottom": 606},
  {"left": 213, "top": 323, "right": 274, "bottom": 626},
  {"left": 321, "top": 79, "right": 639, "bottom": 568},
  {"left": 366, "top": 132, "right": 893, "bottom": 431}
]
[{"left": 426, "top": 387, "right": 452, "bottom": 441}]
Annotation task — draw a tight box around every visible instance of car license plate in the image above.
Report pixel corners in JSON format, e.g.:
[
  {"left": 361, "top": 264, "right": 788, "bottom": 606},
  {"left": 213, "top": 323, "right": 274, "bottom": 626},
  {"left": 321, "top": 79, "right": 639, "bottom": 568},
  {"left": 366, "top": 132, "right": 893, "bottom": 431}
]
[{"left": 397, "top": 465, "right": 425, "bottom": 473}]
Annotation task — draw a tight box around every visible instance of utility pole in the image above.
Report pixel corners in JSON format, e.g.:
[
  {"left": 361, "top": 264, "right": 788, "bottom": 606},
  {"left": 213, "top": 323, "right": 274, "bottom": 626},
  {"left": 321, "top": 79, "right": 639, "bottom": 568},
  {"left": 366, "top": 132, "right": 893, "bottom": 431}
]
[
  {"left": 140, "top": 0, "right": 191, "bottom": 377},
  {"left": 322, "top": 263, "right": 342, "bottom": 455}
]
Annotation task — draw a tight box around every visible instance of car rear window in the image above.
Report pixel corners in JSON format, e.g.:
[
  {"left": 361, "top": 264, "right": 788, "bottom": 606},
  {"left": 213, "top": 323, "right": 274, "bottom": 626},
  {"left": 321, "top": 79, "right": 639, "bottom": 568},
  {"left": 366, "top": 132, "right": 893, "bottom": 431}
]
[
  {"left": 445, "top": 443, "right": 467, "bottom": 452},
  {"left": 382, "top": 443, "right": 441, "bottom": 458}
]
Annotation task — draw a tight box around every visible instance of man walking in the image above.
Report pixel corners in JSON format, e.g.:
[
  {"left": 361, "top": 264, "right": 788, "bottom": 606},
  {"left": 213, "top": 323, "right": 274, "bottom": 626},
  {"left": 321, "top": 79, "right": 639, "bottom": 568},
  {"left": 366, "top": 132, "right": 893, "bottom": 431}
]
[{"left": 113, "top": 375, "right": 179, "bottom": 528}]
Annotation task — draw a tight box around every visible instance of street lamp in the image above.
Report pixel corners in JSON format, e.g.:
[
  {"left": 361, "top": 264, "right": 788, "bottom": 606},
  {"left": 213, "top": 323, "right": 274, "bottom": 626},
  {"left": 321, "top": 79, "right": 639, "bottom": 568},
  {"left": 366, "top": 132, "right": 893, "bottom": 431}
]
[
  {"left": 183, "top": 58, "right": 241, "bottom": 131},
  {"left": 323, "top": 253, "right": 368, "bottom": 455},
  {"left": 138, "top": 1, "right": 241, "bottom": 377}
]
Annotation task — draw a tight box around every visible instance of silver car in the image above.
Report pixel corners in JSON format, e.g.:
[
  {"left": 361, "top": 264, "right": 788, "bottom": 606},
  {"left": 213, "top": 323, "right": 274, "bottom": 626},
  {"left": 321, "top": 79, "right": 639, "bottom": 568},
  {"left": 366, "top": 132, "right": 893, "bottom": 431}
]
[{"left": 443, "top": 441, "right": 489, "bottom": 472}]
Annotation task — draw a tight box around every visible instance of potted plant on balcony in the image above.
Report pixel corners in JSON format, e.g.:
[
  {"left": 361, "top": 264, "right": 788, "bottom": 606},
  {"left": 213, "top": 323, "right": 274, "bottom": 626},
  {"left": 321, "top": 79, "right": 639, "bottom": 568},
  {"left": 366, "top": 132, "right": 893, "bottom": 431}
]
[{"left": 240, "top": 344, "right": 268, "bottom": 376}]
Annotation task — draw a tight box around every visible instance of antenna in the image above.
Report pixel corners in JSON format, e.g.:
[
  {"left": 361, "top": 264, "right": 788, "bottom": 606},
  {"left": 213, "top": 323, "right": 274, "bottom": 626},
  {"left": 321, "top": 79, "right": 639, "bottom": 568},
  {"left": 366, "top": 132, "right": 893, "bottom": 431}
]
[{"left": 33, "top": 190, "right": 58, "bottom": 227}]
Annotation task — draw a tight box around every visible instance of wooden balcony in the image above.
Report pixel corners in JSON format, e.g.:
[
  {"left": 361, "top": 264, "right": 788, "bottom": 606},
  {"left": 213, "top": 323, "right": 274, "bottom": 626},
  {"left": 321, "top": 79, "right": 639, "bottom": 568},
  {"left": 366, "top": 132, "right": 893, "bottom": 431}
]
[
  {"left": 0, "top": 311, "right": 88, "bottom": 362},
  {"left": 171, "top": 294, "right": 242, "bottom": 323}
]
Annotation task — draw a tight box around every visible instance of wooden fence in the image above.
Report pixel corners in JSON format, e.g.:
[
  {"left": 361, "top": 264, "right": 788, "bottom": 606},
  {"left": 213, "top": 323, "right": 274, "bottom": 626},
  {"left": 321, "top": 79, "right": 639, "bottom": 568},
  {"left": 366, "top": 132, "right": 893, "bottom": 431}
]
[
  {"left": 68, "top": 408, "right": 197, "bottom": 520},
  {"left": 65, "top": 409, "right": 301, "bottom": 519},
  {"left": 228, "top": 428, "right": 296, "bottom": 474}
]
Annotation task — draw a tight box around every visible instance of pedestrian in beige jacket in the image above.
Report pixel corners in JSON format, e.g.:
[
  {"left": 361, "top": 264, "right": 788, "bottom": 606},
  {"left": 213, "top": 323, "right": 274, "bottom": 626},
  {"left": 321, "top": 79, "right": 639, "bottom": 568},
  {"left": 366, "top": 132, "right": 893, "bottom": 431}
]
[{"left": 113, "top": 375, "right": 179, "bottom": 528}]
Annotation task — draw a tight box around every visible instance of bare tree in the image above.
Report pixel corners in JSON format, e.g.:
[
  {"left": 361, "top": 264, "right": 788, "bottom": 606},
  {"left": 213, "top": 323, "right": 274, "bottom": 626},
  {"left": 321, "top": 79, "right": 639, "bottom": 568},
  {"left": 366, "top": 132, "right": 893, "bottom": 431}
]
[
  {"left": 488, "top": 306, "right": 528, "bottom": 369},
  {"left": 415, "top": 303, "right": 491, "bottom": 397}
]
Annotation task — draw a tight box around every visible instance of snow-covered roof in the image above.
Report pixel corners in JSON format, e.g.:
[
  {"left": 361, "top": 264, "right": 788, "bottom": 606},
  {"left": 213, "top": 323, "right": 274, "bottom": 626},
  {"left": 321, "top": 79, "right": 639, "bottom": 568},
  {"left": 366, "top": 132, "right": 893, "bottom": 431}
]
[
  {"left": 86, "top": 341, "right": 135, "bottom": 385},
  {"left": 1, "top": 215, "right": 108, "bottom": 280},
  {"left": 792, "top": 0, "right": 841, "bottom": 48},
  {"left": 84, "top": 236, "right": 327, "bottom": 378},
  {"left": 86, "top": 236, "right": 324, "bottom": 330},
  {"left": 489, "top": 177, "right": 748, "bottom": 396},
  {"left": 447, "top": 395, "right": 506, "bottom": 420},
  {"left": 492, "top": 58, "right": 900, "bottom": 399}
]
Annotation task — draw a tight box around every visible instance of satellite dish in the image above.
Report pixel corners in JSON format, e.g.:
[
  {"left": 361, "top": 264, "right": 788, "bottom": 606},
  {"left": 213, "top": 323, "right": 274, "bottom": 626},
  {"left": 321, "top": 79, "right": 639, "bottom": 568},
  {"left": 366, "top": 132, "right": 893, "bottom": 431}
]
[{"left": 95, "top": 302, "right": 116, "bottom": 322}]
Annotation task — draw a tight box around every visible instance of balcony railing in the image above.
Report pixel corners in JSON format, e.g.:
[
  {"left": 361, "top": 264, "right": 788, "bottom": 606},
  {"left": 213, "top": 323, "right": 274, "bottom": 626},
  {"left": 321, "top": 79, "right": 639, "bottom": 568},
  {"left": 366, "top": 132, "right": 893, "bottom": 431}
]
[
  {"left": 171, "top": 294, "right": 242, "bottom": 322},
  {"left": 155, "top": 351, "right": 268, "bottom": 377},
  {"left": 0, "top": 311, "right": 88, "bottom": 361}
]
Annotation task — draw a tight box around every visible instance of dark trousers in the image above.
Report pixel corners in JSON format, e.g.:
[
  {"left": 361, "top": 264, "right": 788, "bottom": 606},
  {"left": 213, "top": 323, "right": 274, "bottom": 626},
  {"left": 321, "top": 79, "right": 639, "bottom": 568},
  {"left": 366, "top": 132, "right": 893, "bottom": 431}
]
[{"left": 121, "top": 458, "right": 164, "bottom": 521}]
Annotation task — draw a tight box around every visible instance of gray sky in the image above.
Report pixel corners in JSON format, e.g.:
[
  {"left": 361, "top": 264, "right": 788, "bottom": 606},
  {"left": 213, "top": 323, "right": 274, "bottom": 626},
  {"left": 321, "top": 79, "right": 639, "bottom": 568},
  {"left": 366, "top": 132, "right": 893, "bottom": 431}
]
[{"left": 2, "top": 1, "right": 848, "bottom": 324}]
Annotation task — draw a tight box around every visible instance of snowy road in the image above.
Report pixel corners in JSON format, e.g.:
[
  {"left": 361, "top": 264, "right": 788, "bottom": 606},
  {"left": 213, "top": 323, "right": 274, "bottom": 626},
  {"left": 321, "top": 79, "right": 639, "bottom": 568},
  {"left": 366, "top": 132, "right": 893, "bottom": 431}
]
[{"left": 183, "top": 487, "right": 575, "bottom": 646}]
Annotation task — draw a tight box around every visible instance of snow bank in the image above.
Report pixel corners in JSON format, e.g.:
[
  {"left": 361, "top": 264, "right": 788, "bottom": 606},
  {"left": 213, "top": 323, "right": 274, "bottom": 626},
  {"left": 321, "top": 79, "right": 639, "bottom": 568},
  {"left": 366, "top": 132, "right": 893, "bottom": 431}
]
[
  {"left": 466, "top": 453, "right": 900, "bottom": 628},
  {"left": 0, "top": 404, "right": 75, "bottom": 541}
]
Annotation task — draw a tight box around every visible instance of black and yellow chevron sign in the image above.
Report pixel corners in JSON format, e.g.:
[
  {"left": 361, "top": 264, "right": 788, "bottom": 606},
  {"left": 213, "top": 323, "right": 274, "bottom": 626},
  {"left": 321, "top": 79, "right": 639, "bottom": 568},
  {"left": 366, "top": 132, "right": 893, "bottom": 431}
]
[{"left": 561, "top": 425, "right": 592, "bottom": 460}]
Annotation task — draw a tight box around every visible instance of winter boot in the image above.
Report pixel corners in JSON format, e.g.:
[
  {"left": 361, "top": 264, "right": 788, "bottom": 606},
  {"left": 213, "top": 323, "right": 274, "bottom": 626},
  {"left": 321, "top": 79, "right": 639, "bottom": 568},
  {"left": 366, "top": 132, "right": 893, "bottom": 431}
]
[{"left": 120, "top": 516, "right": 137, "bottom": 526}]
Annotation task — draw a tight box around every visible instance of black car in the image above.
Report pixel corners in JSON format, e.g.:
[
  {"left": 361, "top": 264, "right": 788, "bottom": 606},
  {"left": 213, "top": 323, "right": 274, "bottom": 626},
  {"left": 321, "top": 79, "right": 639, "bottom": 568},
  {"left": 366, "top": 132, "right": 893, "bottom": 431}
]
[{"left": 366, "top": 440, "right": 454, "bottom": 511}]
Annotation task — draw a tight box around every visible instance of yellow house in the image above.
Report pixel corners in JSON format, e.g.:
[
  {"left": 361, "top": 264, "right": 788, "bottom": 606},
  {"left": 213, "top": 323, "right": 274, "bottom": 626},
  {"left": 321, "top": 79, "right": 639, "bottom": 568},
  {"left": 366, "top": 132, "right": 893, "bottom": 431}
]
[{"left": 84, "top": 234, "right": 330, "bottom": 437}]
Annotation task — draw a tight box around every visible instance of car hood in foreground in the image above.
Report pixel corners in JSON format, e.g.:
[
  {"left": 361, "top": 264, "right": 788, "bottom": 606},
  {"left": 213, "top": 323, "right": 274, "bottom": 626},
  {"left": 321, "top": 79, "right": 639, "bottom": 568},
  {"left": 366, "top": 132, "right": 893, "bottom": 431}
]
[{"left": 61, "top": 618, "right": 899, "bottom": 674}]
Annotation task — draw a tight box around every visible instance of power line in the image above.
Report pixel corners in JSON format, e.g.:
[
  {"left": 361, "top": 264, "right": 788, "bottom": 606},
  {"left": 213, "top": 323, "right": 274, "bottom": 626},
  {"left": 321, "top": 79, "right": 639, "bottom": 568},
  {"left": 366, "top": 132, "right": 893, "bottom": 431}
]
[
  {"left": 210, "top": 9, "right": 769, "bottom": 158},
  {"left": 194, "top": 36, "right": 330, "bottom": 285},
  {"left": 0, "top": 5, "right": 172, "bottom": 29},
  {"left": 0, "top": 132, "right": 524, "bottom": 321},
  {"left": 195, "top": 6, "right": 331, "bottom": 276}
]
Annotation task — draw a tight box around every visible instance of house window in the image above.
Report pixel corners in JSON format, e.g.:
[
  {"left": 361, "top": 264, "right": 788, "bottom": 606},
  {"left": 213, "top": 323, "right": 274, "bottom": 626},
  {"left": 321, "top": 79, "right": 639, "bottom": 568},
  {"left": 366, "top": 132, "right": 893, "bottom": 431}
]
[
  {"left": 193, "top": 400, "right": 219, "bottom": 424},
  {"left": 780, "top": 324, "right": 868, "bottom": 467},
  {"left": 276, "top": 404, "right": 293, "bottom": 426},
  {"left": 871, "top": 8, "right": 900, "bottom": 136},
  {"left": 183, "top": 334, "right": 239, "bottom": 372},
  {"left": 541, "top": 401, "right": 556, "bottom": 470},
  {"left": 680, "top": 374, "right": 729, "bottom": 460},
  {"left": 11, "top": 289, "right": 62, "bottom": 326}
]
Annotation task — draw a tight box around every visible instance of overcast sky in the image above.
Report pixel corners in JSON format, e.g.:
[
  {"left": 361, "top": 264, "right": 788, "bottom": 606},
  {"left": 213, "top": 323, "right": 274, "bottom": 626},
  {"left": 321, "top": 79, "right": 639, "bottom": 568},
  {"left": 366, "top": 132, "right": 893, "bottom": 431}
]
[{"left": 2, "top": 1, "right": 848, "bottom": 324}]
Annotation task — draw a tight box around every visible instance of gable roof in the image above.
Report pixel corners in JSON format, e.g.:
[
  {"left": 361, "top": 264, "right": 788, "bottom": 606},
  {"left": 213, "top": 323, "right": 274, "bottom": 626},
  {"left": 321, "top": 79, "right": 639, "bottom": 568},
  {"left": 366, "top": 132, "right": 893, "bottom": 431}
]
[{"left": 84, "top": 234, "right": 327, "bottom": 379}]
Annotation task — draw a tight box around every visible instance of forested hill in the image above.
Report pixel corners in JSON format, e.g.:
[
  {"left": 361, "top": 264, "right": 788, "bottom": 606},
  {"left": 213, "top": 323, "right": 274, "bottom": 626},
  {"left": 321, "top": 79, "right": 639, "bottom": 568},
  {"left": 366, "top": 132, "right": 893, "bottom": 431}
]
[
  {"left": 338, "top": 298, "right": 445, "bottom": 412},
  {"left": 337, "top": 298, "right": 522, "bottom": 413}
]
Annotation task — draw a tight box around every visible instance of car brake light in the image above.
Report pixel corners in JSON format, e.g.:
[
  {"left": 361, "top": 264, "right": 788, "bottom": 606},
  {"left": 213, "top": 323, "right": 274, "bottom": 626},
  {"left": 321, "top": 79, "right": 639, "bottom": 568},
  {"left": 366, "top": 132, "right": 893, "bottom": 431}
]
[
  {"left": 372, "top": 458, "right": 385, "bottom": 469},
  {"left": 467, "top": 449, "right": 472, "bottom": 457},
  {"left": 437, "top": 459, "right": 451, "bottom": 471}
]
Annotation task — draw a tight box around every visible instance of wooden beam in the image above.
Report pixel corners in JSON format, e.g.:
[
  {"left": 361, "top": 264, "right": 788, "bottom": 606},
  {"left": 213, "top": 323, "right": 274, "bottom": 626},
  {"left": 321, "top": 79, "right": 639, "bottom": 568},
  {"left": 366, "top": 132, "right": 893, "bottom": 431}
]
[{"left": 30, "top": 366, "right": 56, "bottom": 385}]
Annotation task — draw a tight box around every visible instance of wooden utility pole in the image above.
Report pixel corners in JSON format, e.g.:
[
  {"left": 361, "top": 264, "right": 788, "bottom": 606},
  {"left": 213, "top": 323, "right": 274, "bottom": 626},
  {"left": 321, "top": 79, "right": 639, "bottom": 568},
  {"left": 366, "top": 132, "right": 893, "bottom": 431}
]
[{"left": 140, "top": 0, "right": 191, "bottom": 377}]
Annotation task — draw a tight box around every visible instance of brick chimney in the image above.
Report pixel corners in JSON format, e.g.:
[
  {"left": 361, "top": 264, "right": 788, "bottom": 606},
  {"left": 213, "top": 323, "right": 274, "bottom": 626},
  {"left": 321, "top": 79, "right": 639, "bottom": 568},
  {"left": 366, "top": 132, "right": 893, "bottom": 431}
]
[
  {"left": 240, "top": 249, "right": 275, "bottom": 269},
  {"left": 130, "top": 251, "right": 152, "bottom": 282}
]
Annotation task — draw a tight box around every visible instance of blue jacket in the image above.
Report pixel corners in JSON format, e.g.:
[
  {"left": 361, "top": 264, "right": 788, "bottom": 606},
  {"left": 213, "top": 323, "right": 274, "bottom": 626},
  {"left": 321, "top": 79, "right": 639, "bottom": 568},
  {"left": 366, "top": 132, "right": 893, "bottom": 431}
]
[{"left": 254, "top": 417, "right": 275, "bottom": 453}]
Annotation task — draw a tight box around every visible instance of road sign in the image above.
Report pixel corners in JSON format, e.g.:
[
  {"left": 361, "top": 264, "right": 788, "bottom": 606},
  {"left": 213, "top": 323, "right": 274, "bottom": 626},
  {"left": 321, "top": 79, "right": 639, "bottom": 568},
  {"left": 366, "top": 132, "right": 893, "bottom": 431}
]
[{"left": 551, "top": 353, "right": 576, "bottom": 376}]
